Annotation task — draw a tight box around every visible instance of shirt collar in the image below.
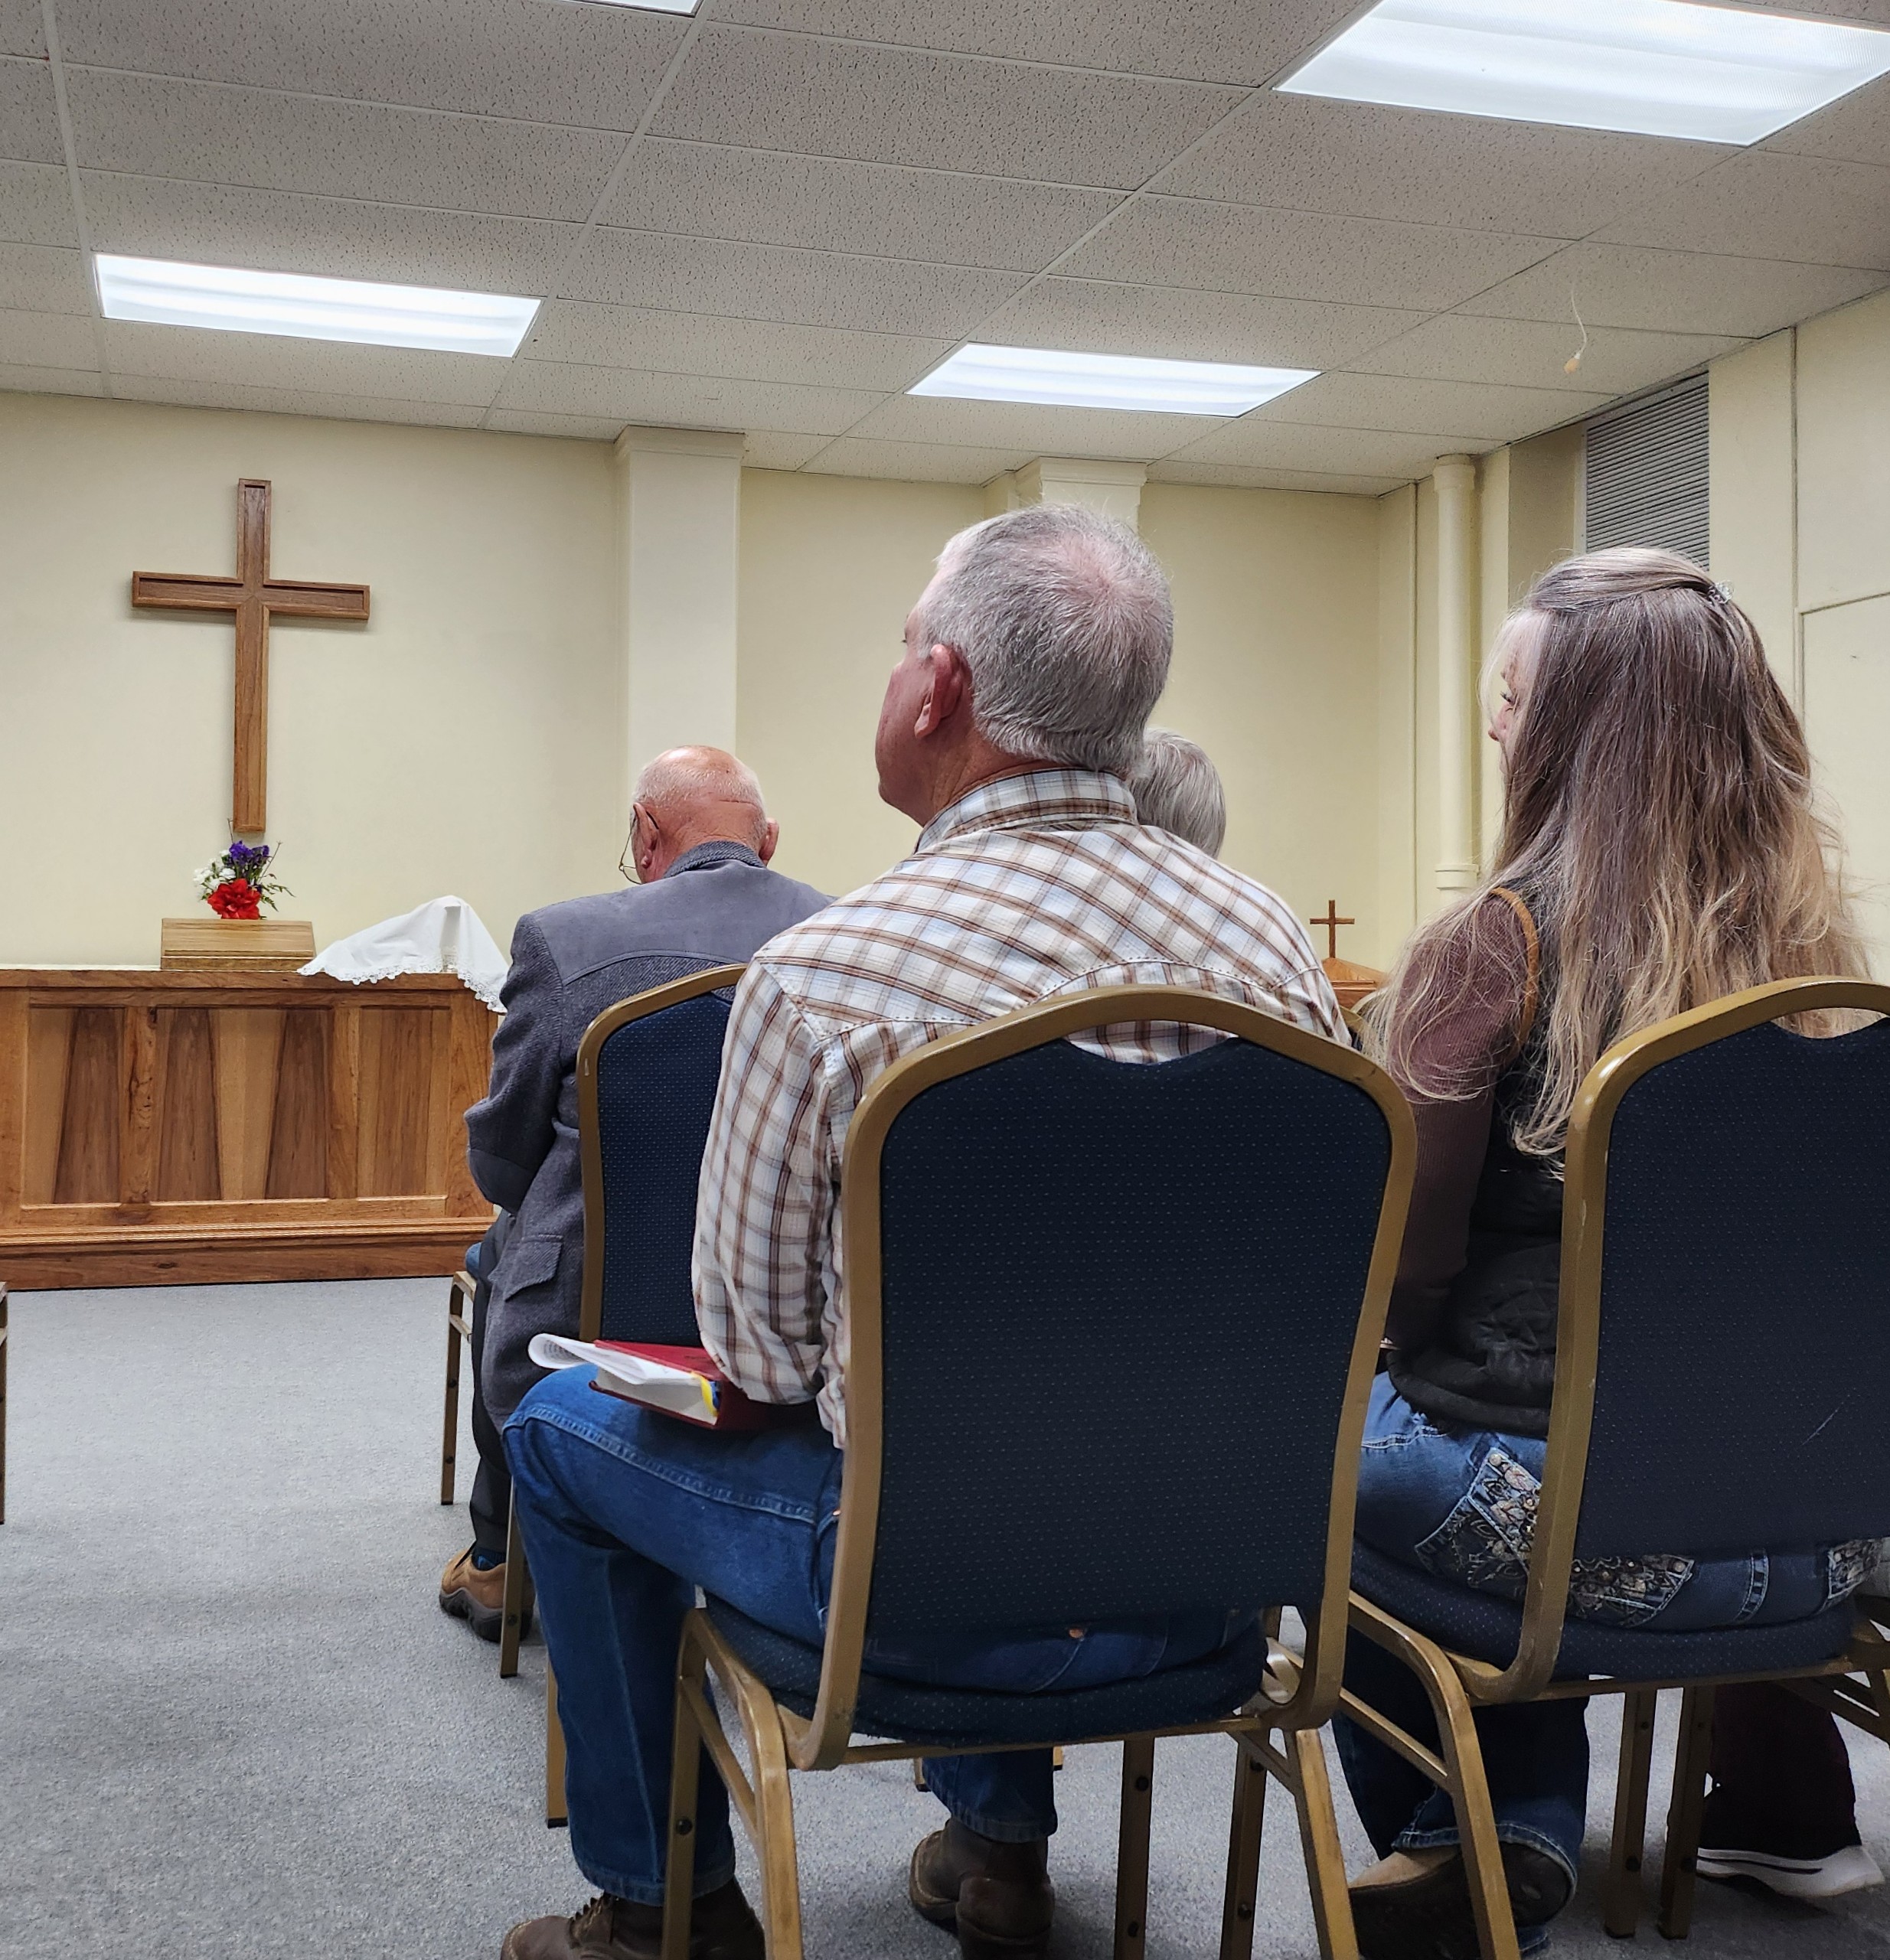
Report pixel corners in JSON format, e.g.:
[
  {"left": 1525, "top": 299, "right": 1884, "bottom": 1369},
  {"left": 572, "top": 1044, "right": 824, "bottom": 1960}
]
[
  {"left": 916, "top": 768, "right": 1138, "bottom": 854},
  {"left": 665, "top": 840, "right": 764, "bottom": 878}
]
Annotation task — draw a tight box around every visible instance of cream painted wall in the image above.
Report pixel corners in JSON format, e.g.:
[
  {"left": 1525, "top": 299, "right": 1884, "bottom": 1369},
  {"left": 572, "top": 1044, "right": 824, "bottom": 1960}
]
[
  {"left": 736, "top": 468, "right": 981, "bottom": 900},
  {"left": 1140, "top": 481, "right": 1386, "bottom": 964},
  {"left": 1709, "top": 288, "right": 1890, "bottom": 971},
  {"left": 0, "top": 392, "right": 623, "bottom": 965}
]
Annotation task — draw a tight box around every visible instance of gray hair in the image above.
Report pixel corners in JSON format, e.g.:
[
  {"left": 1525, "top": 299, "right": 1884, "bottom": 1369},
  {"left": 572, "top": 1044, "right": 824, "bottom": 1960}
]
[
  {"left": 1127, "top": 727, "right": 1227, "bottom": 856},
  {"left": 914, "top": 504, "right": 1172, "bottom": 778}
]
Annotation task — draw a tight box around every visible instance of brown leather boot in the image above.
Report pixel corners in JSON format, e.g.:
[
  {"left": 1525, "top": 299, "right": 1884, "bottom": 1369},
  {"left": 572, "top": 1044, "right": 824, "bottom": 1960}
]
[
  {"left": 909, "top": 1819, "right": 1054, "bottom": 1958},
  {"left": 501, "top": 1883, "right": 763, "bottom": 1960},
  {"left": 439, "top": 1547, "right": 527, "bottom": 1645}
]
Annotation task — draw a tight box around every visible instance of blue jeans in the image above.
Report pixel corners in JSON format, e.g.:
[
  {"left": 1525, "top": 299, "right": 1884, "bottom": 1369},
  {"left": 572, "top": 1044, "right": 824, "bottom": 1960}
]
[
  {"left": 505, "top": 1367, "right": 1243, "bottom": 1904},
  {"left": 1336, "top": 1377, "right": 1871, "bottom": 1916}
]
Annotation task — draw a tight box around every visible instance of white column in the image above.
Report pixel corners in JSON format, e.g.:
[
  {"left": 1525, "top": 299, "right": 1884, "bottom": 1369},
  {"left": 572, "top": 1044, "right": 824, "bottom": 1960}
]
[
  {"left": 614, "top": 426, "right": 743, "bottom": 781},
  {"left": 1433, "top": 453, "right": 1479, "bottom": 898},
  {"left": 985, "top": 457, "right": 1148, "bottom": 530}
]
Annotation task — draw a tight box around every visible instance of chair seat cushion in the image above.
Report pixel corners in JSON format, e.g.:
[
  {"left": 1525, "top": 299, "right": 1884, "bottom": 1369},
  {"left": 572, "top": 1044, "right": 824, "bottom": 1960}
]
[
  {"left": 701, "top": 1599, "right": 1267, "bottom": 1748},
  {"left": 1353, "top": 1542, "right": 1856, "bottom": 1680}
]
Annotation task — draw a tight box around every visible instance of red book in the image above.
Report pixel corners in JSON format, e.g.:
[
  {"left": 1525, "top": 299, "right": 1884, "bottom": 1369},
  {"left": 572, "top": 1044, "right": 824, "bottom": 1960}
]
[{"left": 527, "top": 1331, "right": 782, "bottom": 1430}]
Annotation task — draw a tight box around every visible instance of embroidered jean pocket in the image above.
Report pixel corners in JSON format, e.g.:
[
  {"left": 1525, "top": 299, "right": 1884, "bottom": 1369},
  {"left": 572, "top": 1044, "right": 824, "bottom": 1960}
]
[
  {"left": 1412, "top": 1441, "right": 1695, "bottom": 1626},
  {"left": 1412, "top": 1443, "right": 1539, "bottom": 1605},
  {"left": 1826, "top": 1537, "right": 1884, "bottom": 1608}
]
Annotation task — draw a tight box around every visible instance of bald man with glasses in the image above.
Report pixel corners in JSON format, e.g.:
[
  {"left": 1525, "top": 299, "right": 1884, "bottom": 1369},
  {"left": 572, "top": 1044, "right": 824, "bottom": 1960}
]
[{"left": 440, "top": 748, "right": 827, "bottom": 1641}]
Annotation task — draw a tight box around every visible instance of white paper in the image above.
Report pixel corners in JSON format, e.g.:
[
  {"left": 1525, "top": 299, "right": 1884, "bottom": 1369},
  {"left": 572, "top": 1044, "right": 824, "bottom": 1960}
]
[{"left": 527, "top": 1332, "right": 712, "bottom": 1420}]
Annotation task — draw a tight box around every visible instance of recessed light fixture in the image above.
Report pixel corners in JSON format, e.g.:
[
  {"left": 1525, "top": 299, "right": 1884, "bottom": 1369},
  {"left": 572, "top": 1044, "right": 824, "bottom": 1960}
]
[
  {"left": 1279, "top": 0, "right": 1890, "bottom": 145},
  {"left": 95, "top": 255, "right": 541, "bottom": 357},
  {"left": 909, "top": 344, "right": 1318, "bottom": 416}
]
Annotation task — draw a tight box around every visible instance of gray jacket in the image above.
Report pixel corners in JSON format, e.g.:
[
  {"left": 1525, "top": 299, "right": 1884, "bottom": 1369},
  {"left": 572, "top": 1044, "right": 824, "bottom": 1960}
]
[{"left": 465, "top": 841, "right": 829, "bottom": 1424}]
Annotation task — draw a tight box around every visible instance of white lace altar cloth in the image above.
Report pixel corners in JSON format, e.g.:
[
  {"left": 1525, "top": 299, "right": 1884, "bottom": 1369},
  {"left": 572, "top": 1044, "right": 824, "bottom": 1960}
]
[{"left": 301, "top": 896, "right": 507, "bottom": 1012}]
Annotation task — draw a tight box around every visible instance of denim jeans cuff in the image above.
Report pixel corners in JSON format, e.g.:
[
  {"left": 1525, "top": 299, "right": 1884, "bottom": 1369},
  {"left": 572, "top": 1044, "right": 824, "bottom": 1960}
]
[
  {"left": 941, "top": 1807, "right": 1054, "bottom": 1845},
  {"left": 1389, "top": 1821, "right": 1578, "bottom": 1897},
  {"left": 571, "top": 1851, "right": 737, "bottom": 1909}
]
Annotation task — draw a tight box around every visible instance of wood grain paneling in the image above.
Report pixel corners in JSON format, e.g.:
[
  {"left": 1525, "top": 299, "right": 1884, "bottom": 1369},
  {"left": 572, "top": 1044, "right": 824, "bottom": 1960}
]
[
  {"left": 24, "top": 1007, "right": 73, "bottom": 1206},
  {"left": 155, "top": 1009, "right": 220, "bottom": 1202},
  {"left": 212, "top": 1009, "right": 285, "bottom": 1202},
  {"left": 0, "top": 971, "right": 494, "bottom": 1288},
  {"left": 357, "top": 1007, "right": 440, "bottom": 1197},
  {"left": 266, "top": 1011, "right": 328, "bottom": 1200},
  {"left": 54, "top": 1008, "right": 122, "bottom": 1205}
]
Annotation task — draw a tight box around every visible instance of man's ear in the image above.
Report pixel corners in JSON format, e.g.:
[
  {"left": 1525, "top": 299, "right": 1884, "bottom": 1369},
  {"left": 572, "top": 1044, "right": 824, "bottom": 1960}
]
[
  {"left": 756, "top": 818, "right": 780, "bottom": 865},
  {"left": 915, "top": 644, "right": 970, "bottom": 738}
]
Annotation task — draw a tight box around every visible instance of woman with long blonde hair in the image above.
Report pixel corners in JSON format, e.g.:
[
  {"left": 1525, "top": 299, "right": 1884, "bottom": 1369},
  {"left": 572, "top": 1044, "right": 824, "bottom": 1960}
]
[{"left": 1338, "top": 549, "right": 1882, "bottom": 1960}]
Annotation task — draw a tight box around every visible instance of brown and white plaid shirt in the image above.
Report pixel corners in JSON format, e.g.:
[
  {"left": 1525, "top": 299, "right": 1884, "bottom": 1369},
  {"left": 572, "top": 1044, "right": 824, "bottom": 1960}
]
[{"left": 692, "top": 768, "right": 1346, "bottom": 1443}]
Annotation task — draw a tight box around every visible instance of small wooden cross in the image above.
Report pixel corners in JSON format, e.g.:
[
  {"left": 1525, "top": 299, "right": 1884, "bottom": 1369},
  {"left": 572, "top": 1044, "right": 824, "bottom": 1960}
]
[
  {"left": 1311, "top": 899, "right": 1355, "bottom": 961},
  {"left": 132, "top": 478, "right": 369, "bottom": 837}
]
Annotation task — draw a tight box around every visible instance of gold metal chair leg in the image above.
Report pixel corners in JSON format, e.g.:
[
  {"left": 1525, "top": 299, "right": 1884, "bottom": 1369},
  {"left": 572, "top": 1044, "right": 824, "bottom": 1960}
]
[
  {"left": 1219, "top": 1741, "right": 1269, "bottom": 1960},
  {"left": 1604, "top": 1687, "right": 1658, "bottom": 1938},
  {"left": 1418, "top": 1666, "right": 1522, "bottom": 1960},
  {"left": 1657, "top": 1686, "right": 1715, "bottom": 1940},
  {"left": 661, "top": 1645, "right": 705, "bottom": 1960},
  {"left": 500, "top": 1494, "right": 530, "bottom": 1678},
  {"left": 1114, "top": 1736, "right": 1155, "bottom": 1960},
  {"left": 749, "top": 1711, "right": 807, "bottom": 1958},
  {"left": 547, "top": 1663, "right": 569, "bottom": 1827},
  {"left": 440, "top": 1272, "right": 468, "bottom": 1505},
  {"left": 1288, "top": 1727, "right": 1362, "bottom": 1960},
  {"left": 913, "top": 1759, "right": 927, "bottom": 1791}
]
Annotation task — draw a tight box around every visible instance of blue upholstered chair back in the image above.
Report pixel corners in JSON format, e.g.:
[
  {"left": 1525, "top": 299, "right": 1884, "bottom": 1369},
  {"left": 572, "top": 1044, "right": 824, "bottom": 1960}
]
[
  {"left": 863, "top": 1032, "right": 1395, "bottom": 1645},
  {"left": 1575, "top": 1013, "right": 1890, "bottom": 1562},
  {"left": 590, "top": 989, "right": 733, "bottom": 1346}
]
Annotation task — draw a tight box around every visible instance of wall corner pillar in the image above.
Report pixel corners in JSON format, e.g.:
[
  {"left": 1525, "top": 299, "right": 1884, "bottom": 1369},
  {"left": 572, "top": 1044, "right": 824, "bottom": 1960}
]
[
  {"left": 1432, "top": 453, "right": 1480, "bottom": 898},
  {"left": 613, "top": 425, "right": 745, "bottom": 784},
  {"left": 987, "top": 457, "right": 1148, "bottom": 530}
]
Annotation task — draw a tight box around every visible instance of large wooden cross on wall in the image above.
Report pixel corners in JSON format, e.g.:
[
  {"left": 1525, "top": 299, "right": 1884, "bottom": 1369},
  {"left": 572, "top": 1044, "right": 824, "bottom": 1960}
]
[{"left": 132, "top": 479, "right": 370, "bottom": 837}]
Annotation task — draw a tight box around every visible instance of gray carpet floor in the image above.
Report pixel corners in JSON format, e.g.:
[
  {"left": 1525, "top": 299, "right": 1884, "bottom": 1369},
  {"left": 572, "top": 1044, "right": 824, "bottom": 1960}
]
[{"left": 3, "top": 1278, "right": 1888, "bottom": 1958}]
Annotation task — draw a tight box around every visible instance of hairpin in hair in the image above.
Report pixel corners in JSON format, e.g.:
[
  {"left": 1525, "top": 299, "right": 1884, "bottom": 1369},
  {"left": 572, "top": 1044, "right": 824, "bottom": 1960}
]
[{"left": 1710, "top": 581, "right": 1732, "bottom": 603}]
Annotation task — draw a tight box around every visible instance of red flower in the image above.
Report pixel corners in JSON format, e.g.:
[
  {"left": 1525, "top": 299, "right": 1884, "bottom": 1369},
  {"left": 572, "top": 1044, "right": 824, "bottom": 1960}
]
[{"left": 208, "top": 879, "right": 262, "bottom": 920}]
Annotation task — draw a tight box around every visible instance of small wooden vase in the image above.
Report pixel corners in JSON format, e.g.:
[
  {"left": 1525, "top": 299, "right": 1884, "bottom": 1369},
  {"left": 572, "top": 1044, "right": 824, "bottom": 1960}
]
[{"left": 160, "top": 917, "right": 317, "bottom": 973}]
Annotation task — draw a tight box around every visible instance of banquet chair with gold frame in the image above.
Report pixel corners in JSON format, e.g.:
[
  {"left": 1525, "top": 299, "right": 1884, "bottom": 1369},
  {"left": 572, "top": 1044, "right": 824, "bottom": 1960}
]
[
  {"left": 1333, "top": 979, "right": 1890, "bottom": 1960},
  {"left": 658, "top": 983, "right": 1416, "bottom": 1960}
]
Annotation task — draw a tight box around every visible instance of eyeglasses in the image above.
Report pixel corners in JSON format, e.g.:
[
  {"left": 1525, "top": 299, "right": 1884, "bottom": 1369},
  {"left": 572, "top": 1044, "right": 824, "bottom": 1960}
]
[{"left": 619, "top": 806, "right": 641, "bottom": 885}]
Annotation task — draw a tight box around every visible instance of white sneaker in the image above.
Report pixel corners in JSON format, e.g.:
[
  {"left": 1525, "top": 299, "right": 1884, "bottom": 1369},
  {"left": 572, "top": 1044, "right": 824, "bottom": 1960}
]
[{"left": 1696, "top": 1842, "right": 1885, "bottom": 1899}]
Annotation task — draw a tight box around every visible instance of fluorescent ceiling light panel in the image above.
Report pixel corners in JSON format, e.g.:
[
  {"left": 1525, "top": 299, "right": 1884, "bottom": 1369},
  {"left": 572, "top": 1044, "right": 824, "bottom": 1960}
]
[
  {"left": 1279, "top": 0, "right": 1890, "bottom": 145},
  {"left": 95, "top": 255, "right": 540, "bottom": 357},
  {"left": 909, "top": 344, "right": 1317, "bottom": 416}
]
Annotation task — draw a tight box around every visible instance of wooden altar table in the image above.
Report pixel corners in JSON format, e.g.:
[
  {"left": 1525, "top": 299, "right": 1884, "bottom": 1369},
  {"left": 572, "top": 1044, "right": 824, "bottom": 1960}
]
[{"left": 0, "top": 968, "right": 496, "bottom": 1289}]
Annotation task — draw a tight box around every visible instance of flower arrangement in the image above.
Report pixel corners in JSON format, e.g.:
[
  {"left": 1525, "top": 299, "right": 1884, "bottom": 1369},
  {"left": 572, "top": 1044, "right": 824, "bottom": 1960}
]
[{"left": 194, "top": 840, "right": 292, "bottom": 921}]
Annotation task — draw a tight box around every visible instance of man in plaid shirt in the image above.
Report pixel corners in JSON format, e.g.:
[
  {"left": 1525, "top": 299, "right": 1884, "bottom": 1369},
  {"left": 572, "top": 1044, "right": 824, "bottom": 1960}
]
[{"left": 503, "top": 505, "right": 1343, "bottom": 1960}]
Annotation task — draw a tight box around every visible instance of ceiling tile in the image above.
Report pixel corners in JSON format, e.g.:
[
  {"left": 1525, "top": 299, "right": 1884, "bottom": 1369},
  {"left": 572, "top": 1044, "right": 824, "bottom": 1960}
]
[
  {"left": 0, "top": 2, "right": 44, "bottom": 57},
  {"left": 566, "top": 227, "right": 1027, "bottom": 336},
  {"left": 493, "top": 359, "right": 882, "bottom": 435},
  {"left": 524, "top": 302, "right": 946, "bottom": 392},
  {"left": 109, "top": 371, "right": 488, "bottom": 426},
  {"left": 602, "top": 139, "right": 1119, "bottom": 272},
  {"left": 102, "top": 318, "right": 508, "bottom": 404},
  {"left": 1595, "top": 152, "right": 1890, "bottom": 269},
  {"left": 1058, "top": 196, "right": 1561, "bottom": 312},
  {"left": 704, "top": 0, "right": 1358, "bottom": 87},
  {"left": 485, "top": 406, "right": 625, "bottom": 442},
  {"left": 1458, "top": 243, "right": 1886, "bottom": 340},
  {"left": 1764, "top": 75, "right": 1890, "bottom": 168},
  {"left": 739, "top": 429, "right": 831, "bottom": 470},
  {"left": 1252, "top": 370, "right": 1605, "bottom": 442},
  {"left": 1154, "top": 92, "right": 1732, "bottom": 237},
  {"left": 649, "top": 26, "right": 1239, "bottom": 189},
  {"left": 978, "top": 278, "right": 1423, "bottom": 368},
  {"left": 1353, "top": 315, "right": 1741, "bottom": 398},
  {"left": 1168, "top": 418, "right": 1497, "bottom": 477},
  {"left": 1147, "top": 458, "right": 1402, "bottom": 494},
  {"left": 0, "top": 305, "right": 95, "bottom": 367},
  {"left": 803, "top": 435, "right": 1033, "bottom": 483},
  {"left": 0, "top": 161, "right": 79, "bottom": 246},
  {"left": 64, "top": 71, "right": 626, "bottom": 223},
  {"left": 0, "top": 54, "right": 61, "bottom": 164},
  {"left": 1740, "top": 0, "right": 1890, "bottom": 21},
  {"left": 0, "top": 242, "right": 91, "bottom": 313},
  {"left": 844, "top": 391, "right": 1219, "bottom": 461},
  {"left": 81, "top": 174, "right": 576, "bottom": 294},
  {"left": 55, "top": 0, "right": 685, "bottom": 129},
  {"left": 0, "top": 361, "right": 103, "bottom": 394}
]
